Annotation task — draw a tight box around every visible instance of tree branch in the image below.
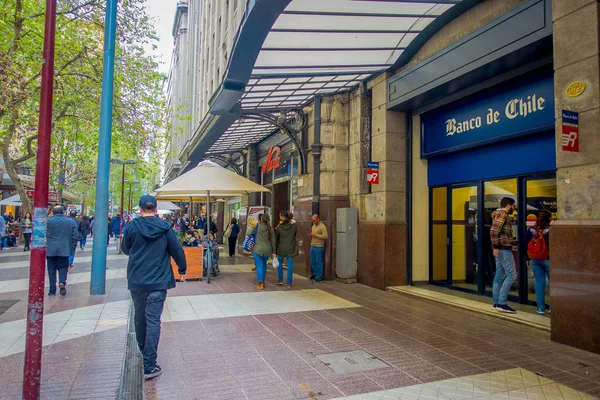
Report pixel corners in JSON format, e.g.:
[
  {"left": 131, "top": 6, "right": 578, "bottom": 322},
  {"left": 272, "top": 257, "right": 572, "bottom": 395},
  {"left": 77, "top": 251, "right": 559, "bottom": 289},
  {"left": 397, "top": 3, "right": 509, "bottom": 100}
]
[
  {"left": 12, "top": 134, "right": 37, "bottom": 165},
  {"left": 28, "top": 0, "right": 100, "bottom": 19}
]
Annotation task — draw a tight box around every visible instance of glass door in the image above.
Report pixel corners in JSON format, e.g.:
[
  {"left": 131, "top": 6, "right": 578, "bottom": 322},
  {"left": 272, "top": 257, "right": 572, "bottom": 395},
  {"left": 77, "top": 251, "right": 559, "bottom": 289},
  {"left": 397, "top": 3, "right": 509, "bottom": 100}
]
[
  {"left": 523, "top": 177, "right": 557, "bottom": 307},
  {"left": 450, "top": 185, "right": 479, "bottom": 292},
  {"left": 483, "top": 178, "right": 518, "bottom": 298}
]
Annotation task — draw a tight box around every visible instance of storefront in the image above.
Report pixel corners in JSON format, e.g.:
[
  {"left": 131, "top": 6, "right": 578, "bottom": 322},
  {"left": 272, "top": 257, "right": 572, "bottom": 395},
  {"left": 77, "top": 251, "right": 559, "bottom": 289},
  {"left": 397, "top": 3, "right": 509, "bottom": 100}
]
[
  {"left": 421, "top": 67, "right": 556, "bottom": 305},
  {"left": 259, "top": 144, "right": 300, "bottom": 220}
]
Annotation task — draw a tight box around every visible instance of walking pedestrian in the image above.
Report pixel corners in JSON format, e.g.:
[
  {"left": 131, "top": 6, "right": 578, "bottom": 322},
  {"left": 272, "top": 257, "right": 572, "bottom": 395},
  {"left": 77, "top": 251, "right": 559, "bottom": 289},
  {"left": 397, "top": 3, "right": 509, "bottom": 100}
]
[
  {"left": 251, "top": 213, "right": 276, "bottom": 290},
  {"left": 122, "top": 195, "right": 187, "bottom": 381},
  {"left": 112, "top": 213, "right": 122, "bottom": 240},
  {"left": 224, "top": 217, "right": 240, "bottom": 257},
  {"left": 491, "top": 197, "right": 518, "bottom": 314},
  {"left": 46, "top": 206, "right": 78, "bottom": 296},
  {"left": 0, "top": 214, "right": 6, "bottom": 250},
  {"left": 68, "top": 211, "right": 82, "bottom": 268},
  {"left": 20, "top": 212, "right": 33, "bottom": 251},
  {"left": 276, "top": 211, "right": 297, "bottom": 288},
  {"left": 79, "top": 215, "right": 91, "bottom": 250},
  {"left": 309, "top": 214, "right": 328, "bottom": 283},
  {"left": 526, "top": 210, "right": 551, "bottom": 315}
]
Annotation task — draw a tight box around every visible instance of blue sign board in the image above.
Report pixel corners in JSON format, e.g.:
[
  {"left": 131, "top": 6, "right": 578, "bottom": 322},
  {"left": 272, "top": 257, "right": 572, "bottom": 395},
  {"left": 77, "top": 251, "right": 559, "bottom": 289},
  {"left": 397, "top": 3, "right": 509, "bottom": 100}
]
[
  {"left": 562, "top": 109, "right": 578, "bottom": 124},
  {"left": 421, "top": 70, "right": 555, "bottom": 158},
  {"left": 367, "top": 161, "right": 379, "bottom": 169}
]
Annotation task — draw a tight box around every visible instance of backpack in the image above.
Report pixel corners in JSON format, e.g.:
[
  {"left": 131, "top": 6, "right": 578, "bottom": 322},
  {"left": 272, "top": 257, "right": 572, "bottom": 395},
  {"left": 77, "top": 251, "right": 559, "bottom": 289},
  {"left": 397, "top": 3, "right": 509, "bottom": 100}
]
[{"left": 527, "top": 229, "right": 549, "bottom": 260}]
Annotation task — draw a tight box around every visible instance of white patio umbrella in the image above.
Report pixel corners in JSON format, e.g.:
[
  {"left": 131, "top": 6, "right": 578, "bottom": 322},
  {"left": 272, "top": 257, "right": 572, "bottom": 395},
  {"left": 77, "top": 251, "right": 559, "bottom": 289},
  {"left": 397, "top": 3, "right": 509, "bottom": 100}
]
[
  {"left": 0, "top": 194, "right": 22, "bottom": 206},
  {"left": 133, "top": 201, "right": 181, "bottom": 212},
  {"left": 153, "top": 160, "right": 269, "bottom": 237}
]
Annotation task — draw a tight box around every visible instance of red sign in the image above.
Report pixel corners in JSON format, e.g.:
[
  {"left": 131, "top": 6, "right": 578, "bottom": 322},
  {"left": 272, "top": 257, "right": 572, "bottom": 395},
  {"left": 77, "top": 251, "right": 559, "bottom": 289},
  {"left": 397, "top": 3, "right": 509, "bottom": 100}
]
[
  {"left": 561, "top": 110, "right": 579, "bottom": 152},
  {"left": 26, "top": 190, "right": 59, "bottom": 202},
  {"left": 261, "top": 146, "right": 281, "bottom": 173},
  {"left": 366, "top": 170, "right": 379, "bottom": 185}
]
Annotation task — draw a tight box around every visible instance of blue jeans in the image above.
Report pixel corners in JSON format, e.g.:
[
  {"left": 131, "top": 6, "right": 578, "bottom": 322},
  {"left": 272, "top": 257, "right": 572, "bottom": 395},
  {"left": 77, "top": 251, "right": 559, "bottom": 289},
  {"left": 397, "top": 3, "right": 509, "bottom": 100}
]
[
  {"left": 493, "top": 250, "right": 516, "bottom": 305},
  {"left": 1, "top": 237, "right": 7, "bottom": 249},
  {"left": 68, "top": 248, "right": 76, "bottom": 266},
  {"left": 80, "top": 237, "right": 87, "bottom": 248},
  {"left": 277, "top": 256, "right": 294, "bottom": 285},
  {"left": 47, "top": 256, "right": 69, "bottom": 295},
  {"left": 310, "top": 246, "right": 325, "bottom": 281},
  {"left": 530, "top": 259, "right": 550, "bottom": 311},
  {"left": 252, "top": 253, "right": 269, "bottom": 283},
  {"left": 131, "top": 290, "right": 167, "bottom": 373}
]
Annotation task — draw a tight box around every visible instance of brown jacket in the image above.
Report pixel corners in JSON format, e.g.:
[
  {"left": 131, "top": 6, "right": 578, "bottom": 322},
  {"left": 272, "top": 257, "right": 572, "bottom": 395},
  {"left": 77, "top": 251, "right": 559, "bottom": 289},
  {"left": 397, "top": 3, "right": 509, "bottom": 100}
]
[{"left": 311, "top": 222, "right": 328, "bottom": 247}]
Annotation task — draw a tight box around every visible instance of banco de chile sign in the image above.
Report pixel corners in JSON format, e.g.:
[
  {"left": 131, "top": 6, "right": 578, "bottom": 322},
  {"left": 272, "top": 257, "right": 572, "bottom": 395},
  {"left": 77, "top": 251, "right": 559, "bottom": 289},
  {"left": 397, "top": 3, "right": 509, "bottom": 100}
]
[{"left": 421, "top": 71, "right": 555, "bottom": 157}]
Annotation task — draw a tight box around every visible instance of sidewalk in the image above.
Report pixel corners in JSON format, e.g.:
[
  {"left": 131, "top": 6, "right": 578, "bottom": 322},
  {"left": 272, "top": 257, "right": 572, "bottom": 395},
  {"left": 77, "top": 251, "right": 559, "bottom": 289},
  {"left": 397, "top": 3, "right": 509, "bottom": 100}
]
[
  {"left": 0, "top": 238, "right": 130, "bottom": 400},
  {"left": 140, "top": 258, "right": 600, "bottom": 400},
  {"left": 0, "top": 245, "right": 599, "bottom": 400}
]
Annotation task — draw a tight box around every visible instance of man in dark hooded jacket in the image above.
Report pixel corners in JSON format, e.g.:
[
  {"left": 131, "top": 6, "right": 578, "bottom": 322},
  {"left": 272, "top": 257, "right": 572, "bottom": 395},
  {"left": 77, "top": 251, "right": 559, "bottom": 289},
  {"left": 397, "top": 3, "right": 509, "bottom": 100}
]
[{"left": 122, "top": 195, "right": 187, "bottom": 381}]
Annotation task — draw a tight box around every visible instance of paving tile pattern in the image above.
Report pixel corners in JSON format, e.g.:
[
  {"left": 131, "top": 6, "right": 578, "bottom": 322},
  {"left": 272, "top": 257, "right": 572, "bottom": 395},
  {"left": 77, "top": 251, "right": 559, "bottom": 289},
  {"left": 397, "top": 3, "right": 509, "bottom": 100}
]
[{"left": 144, "top": 271, "right": 600, "bottom": 400}]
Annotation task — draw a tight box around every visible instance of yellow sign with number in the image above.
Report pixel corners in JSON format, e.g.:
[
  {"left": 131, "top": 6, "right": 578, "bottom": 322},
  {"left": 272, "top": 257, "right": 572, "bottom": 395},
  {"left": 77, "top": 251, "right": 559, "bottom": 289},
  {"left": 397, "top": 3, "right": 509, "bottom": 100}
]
[{"left": 566, "top": 81, "right": 586, "bottom": 97}]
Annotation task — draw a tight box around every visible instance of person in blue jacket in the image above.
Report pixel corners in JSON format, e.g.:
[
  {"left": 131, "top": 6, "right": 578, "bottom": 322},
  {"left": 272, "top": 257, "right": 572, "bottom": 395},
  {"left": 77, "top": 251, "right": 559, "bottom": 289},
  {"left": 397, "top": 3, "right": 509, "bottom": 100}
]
[{"left": 111, "top": 213, "right": 122, "bottom": 239}]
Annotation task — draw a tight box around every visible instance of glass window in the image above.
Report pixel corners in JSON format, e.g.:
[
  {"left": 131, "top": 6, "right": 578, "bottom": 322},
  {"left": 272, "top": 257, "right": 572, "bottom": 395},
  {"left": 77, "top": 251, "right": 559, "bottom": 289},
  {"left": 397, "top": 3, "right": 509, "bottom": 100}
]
[
  {"left": 431, "top": 187, "right": 447, "bottom": 282},
  {"left": 483, "top": 179, "right": 517, "bottom": 295},
  {"left": 451, "top": 186, "right": 478, "bottom": 292},
  {"left": 525, "top": 178, "right": 556, "bottom": 309}
]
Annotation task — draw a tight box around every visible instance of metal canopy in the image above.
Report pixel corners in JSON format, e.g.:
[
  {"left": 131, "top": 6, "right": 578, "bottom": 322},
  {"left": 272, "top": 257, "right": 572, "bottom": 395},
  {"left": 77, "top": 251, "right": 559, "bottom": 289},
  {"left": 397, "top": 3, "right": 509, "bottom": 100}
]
[{"left": 193, "top": 0, "right": 465, "bottom": 163}]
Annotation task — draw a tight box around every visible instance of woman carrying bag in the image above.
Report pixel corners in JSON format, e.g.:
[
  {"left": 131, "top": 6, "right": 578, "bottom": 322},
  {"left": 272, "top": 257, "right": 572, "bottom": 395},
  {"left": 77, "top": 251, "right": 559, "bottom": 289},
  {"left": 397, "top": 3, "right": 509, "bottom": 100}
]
[
  {"left": 251, "top": 214, "right": 276, "bottom": 290},
  {"left": 275, "top": 210, "right": 297, "bottom": 288}
]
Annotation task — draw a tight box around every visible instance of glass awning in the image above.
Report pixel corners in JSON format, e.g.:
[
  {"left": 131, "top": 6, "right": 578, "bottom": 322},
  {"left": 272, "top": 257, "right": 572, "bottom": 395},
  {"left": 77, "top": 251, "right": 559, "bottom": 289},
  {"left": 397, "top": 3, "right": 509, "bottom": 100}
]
[{"left": 202, "top": 0, "right": 462, "bottom": 156}]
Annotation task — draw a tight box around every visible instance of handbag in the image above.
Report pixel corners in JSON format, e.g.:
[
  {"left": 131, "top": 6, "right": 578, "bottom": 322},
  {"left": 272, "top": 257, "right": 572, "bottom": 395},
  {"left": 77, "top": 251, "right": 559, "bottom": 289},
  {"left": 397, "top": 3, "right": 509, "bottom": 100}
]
[
  {"left": 242, "top": 226, "right": 257, "bottom": 252},
  {"left": 224, "top": 223, "right": 232, "bottom": 239}
]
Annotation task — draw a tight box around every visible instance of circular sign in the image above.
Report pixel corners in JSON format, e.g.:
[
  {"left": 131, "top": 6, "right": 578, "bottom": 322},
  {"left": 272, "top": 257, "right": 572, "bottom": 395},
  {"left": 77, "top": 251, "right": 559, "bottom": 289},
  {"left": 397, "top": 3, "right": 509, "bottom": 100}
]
[{"left": 566, "top": 81, "right": 586, "bottom": 97}]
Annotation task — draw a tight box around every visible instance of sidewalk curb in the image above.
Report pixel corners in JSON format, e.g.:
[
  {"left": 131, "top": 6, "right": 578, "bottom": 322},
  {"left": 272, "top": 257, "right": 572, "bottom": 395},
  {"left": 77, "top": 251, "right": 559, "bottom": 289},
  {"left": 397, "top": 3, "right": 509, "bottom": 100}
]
[
  {"left": 386, "top": 286, "right": 551, "bottom": 335},
  {"left": 117, "top": 301, "right": 144, "bottom": 400}
]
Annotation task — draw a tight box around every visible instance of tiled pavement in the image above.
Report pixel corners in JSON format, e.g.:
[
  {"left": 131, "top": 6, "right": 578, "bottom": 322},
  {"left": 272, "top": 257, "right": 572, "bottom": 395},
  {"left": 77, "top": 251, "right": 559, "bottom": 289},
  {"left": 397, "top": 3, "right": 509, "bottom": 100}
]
[{"left": 0, "top": 242, "right": 599, "bottom": 400}]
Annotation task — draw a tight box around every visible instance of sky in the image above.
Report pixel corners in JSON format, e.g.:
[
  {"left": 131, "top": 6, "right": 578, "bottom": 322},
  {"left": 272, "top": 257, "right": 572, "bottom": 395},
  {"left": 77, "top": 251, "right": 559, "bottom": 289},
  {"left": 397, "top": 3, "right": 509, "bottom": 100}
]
[{"left": 144, "top": 0, "right": 178, "bottom": 74}]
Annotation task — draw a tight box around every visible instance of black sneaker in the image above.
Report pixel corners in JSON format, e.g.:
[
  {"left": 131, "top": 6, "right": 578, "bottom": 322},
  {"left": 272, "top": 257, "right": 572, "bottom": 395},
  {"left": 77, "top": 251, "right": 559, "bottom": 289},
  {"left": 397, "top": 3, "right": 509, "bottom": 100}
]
[
  {"left": 497, "top": 304, "right": 516, "bottom": 314},
  {"left": 493, "top": 304, "right": 499, "bottom": 310},
  {"left": 59, "top": 283, "right": 66, "bottom": 296},
  {"left": 144, "top": 365, "right": 162, "bottom": 380}
]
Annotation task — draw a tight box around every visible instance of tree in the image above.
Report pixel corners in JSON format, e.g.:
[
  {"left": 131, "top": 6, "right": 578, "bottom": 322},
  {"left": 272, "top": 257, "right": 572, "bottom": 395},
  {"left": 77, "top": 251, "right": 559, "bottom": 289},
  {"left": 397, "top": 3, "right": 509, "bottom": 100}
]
[{"left": 0, "top": 0, "right": 167, "bottom": 214}]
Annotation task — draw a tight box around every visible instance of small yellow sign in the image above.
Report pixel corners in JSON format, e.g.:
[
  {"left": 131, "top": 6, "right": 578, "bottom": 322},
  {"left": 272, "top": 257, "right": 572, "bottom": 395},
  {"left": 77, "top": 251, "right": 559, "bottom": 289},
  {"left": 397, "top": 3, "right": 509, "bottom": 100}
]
[{"left": 566, "top": 81, "right": 586, "bottom": 97}]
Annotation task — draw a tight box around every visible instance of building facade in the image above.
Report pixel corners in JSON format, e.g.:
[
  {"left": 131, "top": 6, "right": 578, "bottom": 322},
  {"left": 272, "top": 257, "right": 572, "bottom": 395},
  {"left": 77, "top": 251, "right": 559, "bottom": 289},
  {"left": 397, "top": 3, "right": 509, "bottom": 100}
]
[{"left": 166, "top": 0, "right": 600, "bottom": 354}]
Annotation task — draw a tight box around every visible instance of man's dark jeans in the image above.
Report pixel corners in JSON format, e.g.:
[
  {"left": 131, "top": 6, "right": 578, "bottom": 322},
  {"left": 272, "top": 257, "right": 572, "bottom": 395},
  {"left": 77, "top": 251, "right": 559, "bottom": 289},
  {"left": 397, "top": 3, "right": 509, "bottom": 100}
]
[
  {"left": 130, "top": 290, "right": 167, "bottom": 373},
  {"left": 47, "top": 256, "right": 69, "bottom": 295}
]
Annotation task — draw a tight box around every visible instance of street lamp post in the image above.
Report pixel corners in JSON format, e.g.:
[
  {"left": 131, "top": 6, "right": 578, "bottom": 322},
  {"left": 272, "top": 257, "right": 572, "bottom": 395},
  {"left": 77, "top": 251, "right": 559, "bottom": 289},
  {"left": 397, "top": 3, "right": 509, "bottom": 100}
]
[
  {"left": 125, "top": 180, "right": 139, "bottom": 215},
  {"left": 110, "top": 159, "right": 136, "bottom": 253}
]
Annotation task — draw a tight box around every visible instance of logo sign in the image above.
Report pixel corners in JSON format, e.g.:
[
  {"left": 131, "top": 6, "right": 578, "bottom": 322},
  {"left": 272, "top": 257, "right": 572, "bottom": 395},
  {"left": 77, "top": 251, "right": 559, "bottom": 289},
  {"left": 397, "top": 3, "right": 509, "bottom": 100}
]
[
  {"left": 367, "top": 170, "right": 379, "bottom": 185},
  {"left": 421, "top": 71, "right": 554, "bottom": 157},
  {"left": 26, "top": 190, "right": 59, "bottom": 202},
  {"left": 566, "top": 82, "right": 586, "bottom": 98},
  {"left": 366, "top": 161, "right": 379, "bottom": 185},
  {"left": 261, "top": 146, "right": 281, "bottom": 173},
  {"left": 561, "top": 110, "right": 579, "bottom": 152}
]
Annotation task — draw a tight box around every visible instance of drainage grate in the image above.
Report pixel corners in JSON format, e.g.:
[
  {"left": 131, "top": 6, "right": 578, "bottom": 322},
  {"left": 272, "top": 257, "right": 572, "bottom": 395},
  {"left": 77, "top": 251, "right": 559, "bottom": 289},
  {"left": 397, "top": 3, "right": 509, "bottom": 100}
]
[
  {"left": 316, "top": 350, "right": 390, "bottom": 374},
  {"left": 117, "top": 302, "right": 143, "bottom": 400},
  {"left": 0, "top": 300, "right": 18, "bottom": 316}
]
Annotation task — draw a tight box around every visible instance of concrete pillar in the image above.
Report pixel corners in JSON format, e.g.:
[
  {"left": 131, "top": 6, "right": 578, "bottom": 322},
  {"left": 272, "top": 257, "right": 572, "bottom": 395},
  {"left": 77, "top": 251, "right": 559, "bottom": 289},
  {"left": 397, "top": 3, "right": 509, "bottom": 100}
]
[{"left": 551, "top": 0, "right": 600, "bottom": 354}]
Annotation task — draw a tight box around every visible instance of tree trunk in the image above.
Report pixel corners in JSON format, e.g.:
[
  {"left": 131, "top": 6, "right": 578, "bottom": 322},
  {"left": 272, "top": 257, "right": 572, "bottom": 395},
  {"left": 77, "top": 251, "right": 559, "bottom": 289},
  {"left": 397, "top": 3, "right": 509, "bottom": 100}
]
[{"left": 3, "top": 112, "right": 33, "bottom": 215}]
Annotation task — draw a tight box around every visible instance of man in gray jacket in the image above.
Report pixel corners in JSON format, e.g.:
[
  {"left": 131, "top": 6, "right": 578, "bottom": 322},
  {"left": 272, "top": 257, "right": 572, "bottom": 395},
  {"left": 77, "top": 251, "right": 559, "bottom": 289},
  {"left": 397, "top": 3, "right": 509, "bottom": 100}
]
[{"left": 47, "top": 206, "right": 78, "bottom": 296}]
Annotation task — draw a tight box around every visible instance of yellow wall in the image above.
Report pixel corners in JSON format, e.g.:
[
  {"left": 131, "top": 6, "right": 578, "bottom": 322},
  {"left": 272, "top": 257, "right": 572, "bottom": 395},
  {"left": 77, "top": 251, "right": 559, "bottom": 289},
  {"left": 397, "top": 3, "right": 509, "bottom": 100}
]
[{"left": 411, "top": 115, "right": 429, "bottom": 282}]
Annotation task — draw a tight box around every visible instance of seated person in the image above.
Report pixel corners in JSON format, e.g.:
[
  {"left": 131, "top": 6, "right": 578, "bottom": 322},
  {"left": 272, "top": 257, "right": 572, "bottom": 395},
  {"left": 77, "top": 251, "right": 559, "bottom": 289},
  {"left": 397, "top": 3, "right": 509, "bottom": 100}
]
[
  {"left": 188, "top": 232, "right": 199, "bottom": 247},
  {"left": 5, "top": 226, "right": 18, "bottom": 248}
]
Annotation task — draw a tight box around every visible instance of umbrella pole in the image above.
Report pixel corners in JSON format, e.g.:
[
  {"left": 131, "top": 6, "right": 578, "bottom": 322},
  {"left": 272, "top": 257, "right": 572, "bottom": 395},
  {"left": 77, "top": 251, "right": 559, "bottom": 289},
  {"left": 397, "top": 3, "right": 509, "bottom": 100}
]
[{"left": 206, "top": 191, "right": 210, "bottom": 241}]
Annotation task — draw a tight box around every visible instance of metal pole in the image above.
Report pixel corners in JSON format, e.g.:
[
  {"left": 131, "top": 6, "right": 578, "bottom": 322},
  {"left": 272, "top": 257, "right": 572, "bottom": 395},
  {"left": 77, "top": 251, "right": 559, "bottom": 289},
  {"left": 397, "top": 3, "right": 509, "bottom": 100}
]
[
  {"left": 128, "top": 184, "right": 132, "bottom": 215},
  {"left": 23, "top": 1, "right": 57, "bottom": 398},
  {"left": 90, "top": 0, "right": 119, "bottom": 295},
  {"left": 119, "top": 164, "right": 125, "bottom": 237}
]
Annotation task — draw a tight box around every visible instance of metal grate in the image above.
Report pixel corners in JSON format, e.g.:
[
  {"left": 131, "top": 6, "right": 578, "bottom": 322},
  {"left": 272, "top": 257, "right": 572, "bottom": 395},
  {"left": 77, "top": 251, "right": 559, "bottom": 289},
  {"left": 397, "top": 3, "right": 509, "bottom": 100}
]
[
  {"left": 117, "top": 302, "right": 143, "bottom": 400},
  {"left": 316, "top": 350, "right": 390, "bottom": 374}
]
